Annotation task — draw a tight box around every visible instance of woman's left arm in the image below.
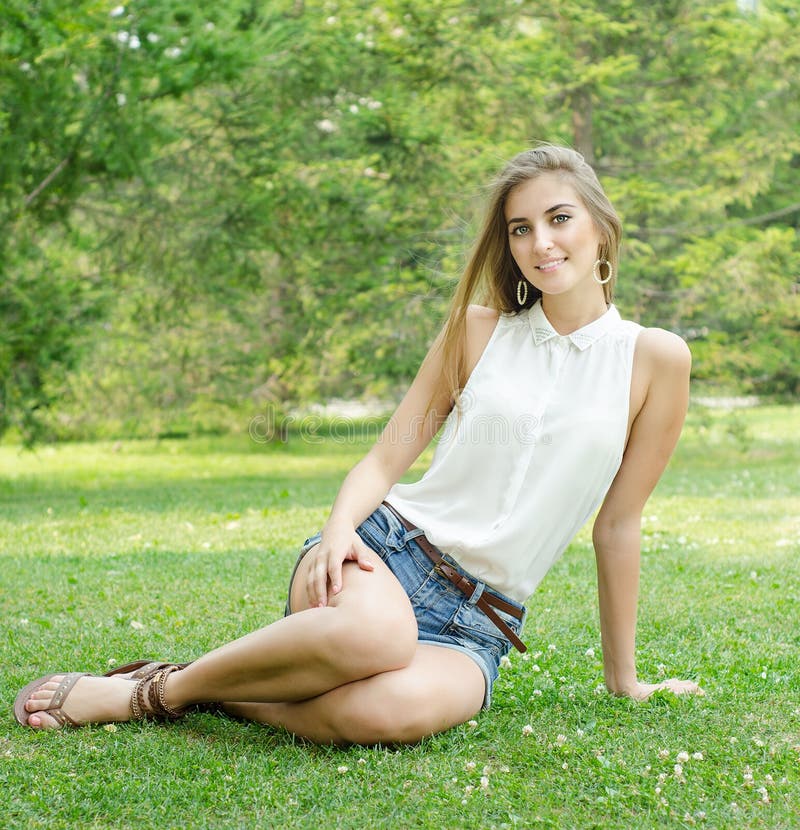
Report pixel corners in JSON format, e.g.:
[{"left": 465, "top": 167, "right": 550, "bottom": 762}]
[{"left": 592, "top": 328, "right": 703, "bottom": 700}]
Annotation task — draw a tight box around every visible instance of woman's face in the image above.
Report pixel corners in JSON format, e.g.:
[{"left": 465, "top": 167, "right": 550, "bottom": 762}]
[{"left": 504, "top": 173, "right": 603, "bottom": 300}]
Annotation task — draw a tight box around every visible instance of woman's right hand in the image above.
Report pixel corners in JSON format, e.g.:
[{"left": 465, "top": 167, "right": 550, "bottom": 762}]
[{"left": 306, "top": 520, "right": 376, "bottom": 608}]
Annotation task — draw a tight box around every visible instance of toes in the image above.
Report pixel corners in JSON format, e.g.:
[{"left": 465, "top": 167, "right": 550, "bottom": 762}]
[
  {"left": 25, "top": 679, "right": 65, "bottom": 712},
  {"left": 27, "top": 711, "right": 60, "bottom": 730}
]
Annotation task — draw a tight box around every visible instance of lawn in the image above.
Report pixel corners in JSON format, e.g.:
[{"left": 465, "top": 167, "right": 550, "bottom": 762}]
[{"left": 1, "top": 404, "right": 798, "bottom": 829}]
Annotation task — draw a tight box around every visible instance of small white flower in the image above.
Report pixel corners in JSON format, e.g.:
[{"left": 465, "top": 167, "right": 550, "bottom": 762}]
[
  {"left": 349, "top": 104, "right": 359, "bottom": 114},
  {"left": 128, "top": 35, "right": 141, "bottom": 50},
  {"left": 326, "top": 16, "right": 337, "bottom": 25},
  {"left": 464, "top": 784, "right": 474, "bottom": 795},
  {"left": 479, "top": 776, "right": 489, "bottom": 790},
  {"left": 674, "top": 763, "right": 683, "bottom": 777},
  {"left": 116, "top": 31, "right": 130, "bottom": 44},
  {"left": 658, "top": 749, "right": 670, "bottom": 760},
  {"left": 103, "top": 723, "right": 118, "bottom": 732},
  {"left": 357, "top": 758, "right": 366, "bottom": 765},
  {"left": 465, "top": 761, "right": 476, "bottom": 771},
  {"left": 19, "top": 618, "right": 29, "bottom": 625},
  {"left": 576, "top": 729, "right": 584, "bottom": 737},
  {"left": 129, "top": 619, "right": 143, "bottom": 629},
  {"left": 116, "top": 92, "right": 127, "bottom": 106},
  {"left": 757, "top": 786, "right": 770, "bottom": 803},
  {"left": 531, "top": 689, "right": 542, "bottom": 697},
  {"left": 522, "top": 724, "right": 534, "bottom": 736},
  {"left": 20, "top": 62, "right": 32, "bottom": 73},
  {"left": 548, "top": 644, "right": 557, "bottom": 652},
  {"left": 204, "top": 22, "right": 215, "bottom": 31},
  {"left": 532, "top": 664, "right": 541, "bottom": 673},
  {"left": 561, "top": 762, "right": 568, "bottom": 770},
  {"left": 315, "top": 118, "right": 337, "bottom": 134},
  {"left": 367, "top": 99, "right": 382, "bottom": 110},
  {"left": 500, "top": 655, "right": 512, "bottom": 669},
  {"left": 676, "top": 751, "right": 689, "bottom": 763},
  {"left": 655, "top": 786, "right": 662, "bottom": 796},
  {"left": 467, "top": 720, "right": 478, "bottom": 728},
  {"left": 556, "top": 734, "right": 567, "bottom": 746},
  {"left": 110, "top": 5, "right": 125, "bottom": 18},
  {"left": 692, "top": 752, "right": 704, "bottom": 761},
  {"left": 585, "top": 647, "right": 595, "bottom": 658},
  {"left": 147, "top": 32, "right": 160, "bottom": 44},
  {"left": 164, "top": 46, "right": 182, "bottom": 58},
  {"left": 337, "top": 765, "right": 348, "bottom": 774}
]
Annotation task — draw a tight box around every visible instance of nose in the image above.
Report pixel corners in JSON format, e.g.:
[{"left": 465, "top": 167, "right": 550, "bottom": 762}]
[{"left": 532, "top": 228, "right": 554, "bottom": 255}]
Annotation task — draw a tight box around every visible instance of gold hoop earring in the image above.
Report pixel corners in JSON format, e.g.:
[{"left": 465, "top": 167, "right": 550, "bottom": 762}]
[
  {"left": 516, "top": 279, "right": 528, "bottom": 306},
  {"left": 592, "top": 259, "right": 613, "bottom": 285}
]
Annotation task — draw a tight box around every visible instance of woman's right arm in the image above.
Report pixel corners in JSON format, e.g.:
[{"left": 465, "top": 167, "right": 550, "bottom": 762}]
[{"left": 306, "top": 304, "right": 499, "bottom": 607}]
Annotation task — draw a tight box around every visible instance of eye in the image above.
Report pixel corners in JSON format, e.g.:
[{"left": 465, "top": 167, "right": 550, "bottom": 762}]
[
  {"left": 511, "top": 225, "right": 530, "bottom": 236},
  {"left": 552, "top": 214, "right": 571, "bottom": 224}
]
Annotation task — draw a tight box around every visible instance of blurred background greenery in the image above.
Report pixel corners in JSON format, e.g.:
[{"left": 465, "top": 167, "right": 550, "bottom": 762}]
[{"left": 1, "top": 0, "right": 798, "bottom": 444}]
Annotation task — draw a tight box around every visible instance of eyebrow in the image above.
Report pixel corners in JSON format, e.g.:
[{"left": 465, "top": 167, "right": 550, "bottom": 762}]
[{"left": 506, "top": 203, "right": 577, "bottom": 226}]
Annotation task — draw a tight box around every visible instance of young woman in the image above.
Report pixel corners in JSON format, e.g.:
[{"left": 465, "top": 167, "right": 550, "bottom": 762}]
[{"left": 15, "top": 145, "right": 702, "bottom": 742}]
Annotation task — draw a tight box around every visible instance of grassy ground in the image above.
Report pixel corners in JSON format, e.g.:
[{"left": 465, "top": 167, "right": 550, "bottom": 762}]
[{"left": 0, "top": 404, "right": 798, "bottom": 829}]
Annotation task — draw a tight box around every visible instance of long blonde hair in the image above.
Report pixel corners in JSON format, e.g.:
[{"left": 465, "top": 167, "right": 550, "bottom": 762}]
[{"left": 439, "top": 144, "right": 622, "bottom": 404}]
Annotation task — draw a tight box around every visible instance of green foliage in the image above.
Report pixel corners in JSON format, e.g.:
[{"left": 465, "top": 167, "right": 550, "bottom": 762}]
[{"left": 1, "top": 0, "right": 798, "bottom": 440}]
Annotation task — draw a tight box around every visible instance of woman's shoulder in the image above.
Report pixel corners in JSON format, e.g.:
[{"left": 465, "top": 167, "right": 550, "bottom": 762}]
[
  {"left": 466, "top": 303, "right": 500, "bottom": 322},
  {"left": 463, "top": 304, "right": 502, "bottom": 380},
  {"left": 635, "top": 326, "right": 692, "bottom": 377},
  {"left": 465, "top": 303, "right": 502, "bottom": 341}
]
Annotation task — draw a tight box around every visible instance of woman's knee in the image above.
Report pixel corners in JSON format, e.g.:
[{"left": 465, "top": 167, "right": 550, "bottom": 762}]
[{"left": 326, "top": 598, "right": 418, "bottom": 675}]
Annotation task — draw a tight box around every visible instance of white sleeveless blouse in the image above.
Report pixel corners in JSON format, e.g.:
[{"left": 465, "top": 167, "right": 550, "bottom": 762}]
[{"left": 385, "top": 300, "right": 643, "bottom": 602}]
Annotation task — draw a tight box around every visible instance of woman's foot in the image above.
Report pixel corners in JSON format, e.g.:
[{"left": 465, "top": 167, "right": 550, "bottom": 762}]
[
  {"left": 19, "top": 674, "right": 139, "bottom": 730},
  {"left": 17, "top": 663, "right": 188, "bottom": 729}
]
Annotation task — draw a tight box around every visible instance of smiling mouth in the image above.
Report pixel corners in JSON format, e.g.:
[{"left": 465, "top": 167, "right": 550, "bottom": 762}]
[{"left": 535, "top": 258, "right": 566, "bottom": 272}]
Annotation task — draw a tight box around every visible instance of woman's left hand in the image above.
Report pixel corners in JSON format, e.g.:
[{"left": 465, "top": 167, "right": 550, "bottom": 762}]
[{"left": 623, "top": 678, "right": 705, "bottom": 700}]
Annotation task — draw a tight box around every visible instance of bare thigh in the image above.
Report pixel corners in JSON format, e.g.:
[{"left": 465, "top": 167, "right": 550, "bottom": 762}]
[
  {"left": 226, "top": 642, "right": 486, "bottom": 744},
  {"left": 288, "top": 540, "right": 414, "bottom": 619},
  {"left": 283, "top": 539, "right": 419, "bottom": 678}
]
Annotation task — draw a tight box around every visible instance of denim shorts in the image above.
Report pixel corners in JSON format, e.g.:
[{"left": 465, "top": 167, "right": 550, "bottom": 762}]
[{"left": 285, "top": 503, "right": 526, "bottom": 709}]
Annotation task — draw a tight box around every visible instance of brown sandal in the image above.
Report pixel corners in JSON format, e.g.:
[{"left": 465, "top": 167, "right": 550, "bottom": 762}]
[
  {"left": 14, "top": 673, "right": 92, "bottom": 727},
  {"left": 14, "top": 662, "right": 191, "bottom": 728},
  {"left": 104, "top": 660, "right": 189, "bottom": 720},
  {"left": 105, "top": 660, "right": 222, "bottom": 716}
]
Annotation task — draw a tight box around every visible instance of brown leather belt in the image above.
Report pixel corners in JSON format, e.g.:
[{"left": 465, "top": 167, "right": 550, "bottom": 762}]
[{"left": 381, "top": 501, "right": 527, "bottom": 653}]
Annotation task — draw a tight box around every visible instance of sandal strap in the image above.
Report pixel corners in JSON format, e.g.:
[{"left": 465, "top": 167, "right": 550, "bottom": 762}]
[
  {"left": 129, "top": 665, "right": 187, "bottom": 720},
  {"left": 106, "top": 660, "right": 189, "bottom": 680},
  {"left": 150, "top": 667, "right": 186, "bottom": 718}
]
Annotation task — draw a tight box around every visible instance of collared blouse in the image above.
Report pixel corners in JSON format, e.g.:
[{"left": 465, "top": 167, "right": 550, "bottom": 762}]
[{"left": 385, "top": 300, "right": 643, "bottom": 602}]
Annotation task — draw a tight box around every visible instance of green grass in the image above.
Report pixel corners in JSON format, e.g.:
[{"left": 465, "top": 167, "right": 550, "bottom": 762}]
[{"left": 1, "top": 404, "right": 798, "bottom": 829}]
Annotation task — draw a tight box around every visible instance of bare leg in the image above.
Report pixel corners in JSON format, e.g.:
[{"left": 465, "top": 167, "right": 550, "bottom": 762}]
[
  {"left": 21, "top": 544, "right": 418, "bottom": 729},
  {"left": 224, "top": 644, "right": 486, "bottom": 745}
]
